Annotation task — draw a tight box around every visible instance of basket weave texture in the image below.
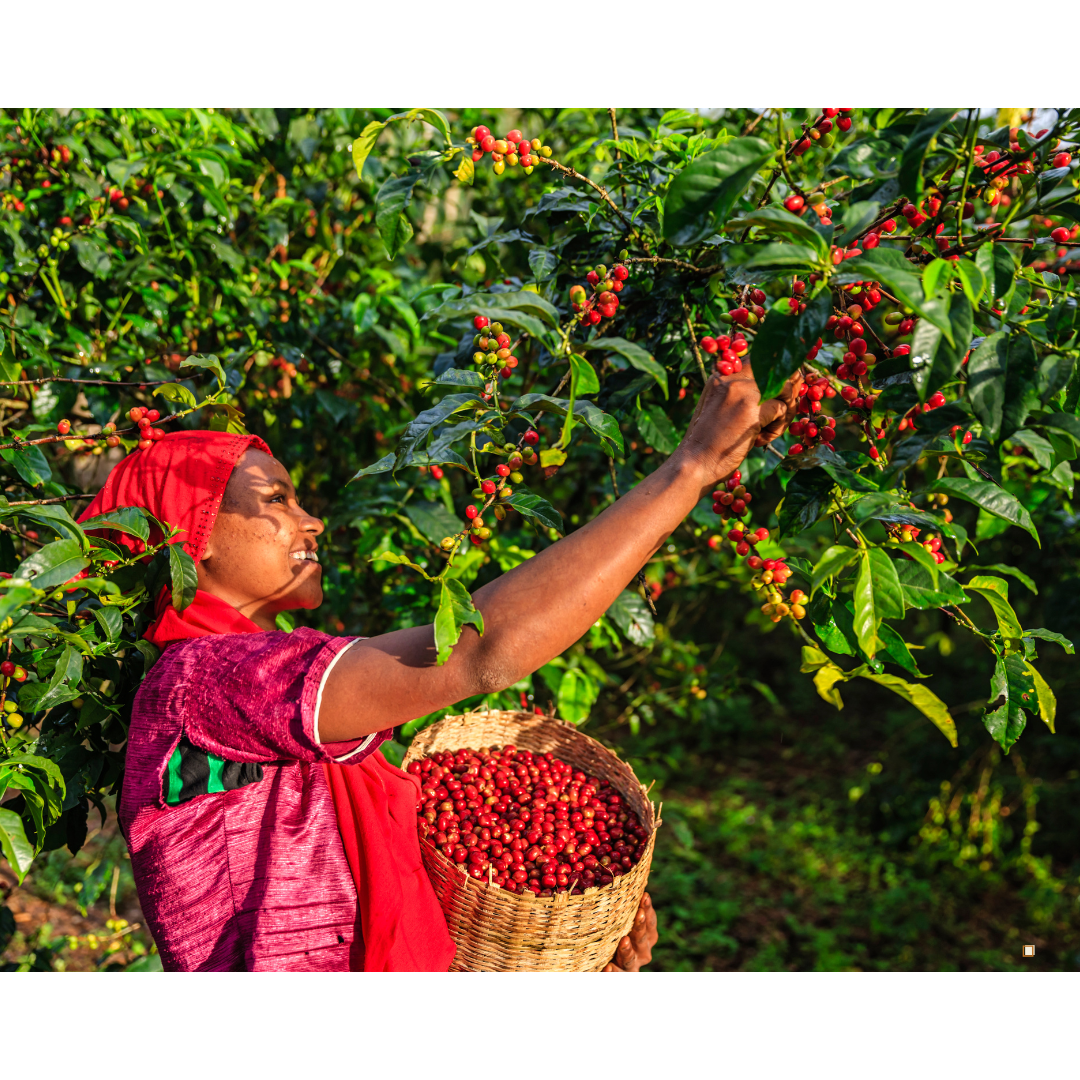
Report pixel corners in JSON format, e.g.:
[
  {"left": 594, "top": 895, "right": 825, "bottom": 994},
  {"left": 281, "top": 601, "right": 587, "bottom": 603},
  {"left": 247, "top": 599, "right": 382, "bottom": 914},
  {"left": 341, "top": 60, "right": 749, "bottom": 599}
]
[{"left": 404, "top": 708, "right": 658, "bottom": 972}]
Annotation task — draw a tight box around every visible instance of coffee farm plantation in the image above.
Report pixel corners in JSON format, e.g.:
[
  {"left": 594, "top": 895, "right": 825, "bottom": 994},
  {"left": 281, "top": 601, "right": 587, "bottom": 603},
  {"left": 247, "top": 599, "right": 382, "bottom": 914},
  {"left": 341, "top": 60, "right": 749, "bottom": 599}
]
[{"left": 0, "top": 108, "right": 1076, "bottom": 894}]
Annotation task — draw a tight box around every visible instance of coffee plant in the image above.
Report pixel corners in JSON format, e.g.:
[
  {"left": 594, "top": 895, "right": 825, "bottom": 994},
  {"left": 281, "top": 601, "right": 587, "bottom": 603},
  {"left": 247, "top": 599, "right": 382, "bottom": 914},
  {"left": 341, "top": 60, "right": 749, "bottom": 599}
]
[{"left": 0, "top": 107, "right": 1076, "bottom": 915}]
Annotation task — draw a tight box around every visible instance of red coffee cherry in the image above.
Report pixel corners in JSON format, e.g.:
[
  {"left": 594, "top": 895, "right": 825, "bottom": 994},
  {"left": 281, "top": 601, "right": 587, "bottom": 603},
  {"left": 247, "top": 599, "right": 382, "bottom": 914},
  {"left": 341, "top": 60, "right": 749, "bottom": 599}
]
[
  {"left": 481, "top": 480, "right": 497, "bottom": 495},
  {"left": 57, "top": 419, "right": 71, "bottom": 435},
  {"left": 0, "top": 661, "right": 14, "bottom": 676},
  {"left": 473, "top": 315, "right": 490, "bottom": 330},
  {"left": 784, "top": 195, "right": 805, "bottom": 213},
  {"left": 522, "top": 429, "right": 540, "bottom": 446},
  {"left": 465, "top": 505, "right": 479, "bottom": 520}
]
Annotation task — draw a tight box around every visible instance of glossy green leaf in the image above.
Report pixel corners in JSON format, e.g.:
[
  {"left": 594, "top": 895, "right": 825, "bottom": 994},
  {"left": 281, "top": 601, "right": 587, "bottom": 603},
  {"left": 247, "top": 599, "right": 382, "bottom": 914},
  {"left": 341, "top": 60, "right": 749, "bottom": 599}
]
[
  {"left": 585, "top": 338, "right": 667, "bottom": 397},
  {"left": 568, "top": 352, "right": 600, "bottom": 397},
  {"left": 854, "top": 668, "right": 957, "bottom": 746},
  {"left": 351, "top": 119, "right": 386, "bottom": 177},
  {"left": 36, "top": 644, "right": 85, "bottom": 712},
  {"left": 929, "top": 477, "right": 1038, "bottom": 545},
  {"left": 954, "top": 259, "right": 987, "bottom": 305},
  {"left": 605, "top": 589, "right": 656, "bottom": 646},
  {"left": 433, "top": 577, "right": 484, "bottom": 666},
  {"left": 966, "top": 564, "right": 1037, "bottom": 594},
  {"left": 506, "top": 492, "right": 562, "bottom": 531},
  {"left": 557, "top": 667, "right": 600, "bottom": 724},
  {"left": 877, "top": 623, "right": 927, "bottom": 677},
  {"left": 0, "top": 808, "right": 34, "bottom": 883},
  {"left": 983, "top": 655, "right": 1031, "bottom": 751},
  {"left": 1002, "top": 334, "right": 1040, "bottom": 439},
  {"left": 895, "top": 561, "right": 968, "bottom": 610},
  {"left": 1023, "top": 628, "right": 1074, "bottom": 654},
  {"left": 1, "top": 446, "right": 52, "bottom": 488},
  {"left": 853, "top": 547, "right": 902, "bottom": 659},
  {"left": 751, "top": 292, "right": 833, "bottom": 400},
  {"left": 1023, "top": 659, "right": 1056, "bottom": 731},
  {"left": 375, "top": 173, "right": 419, "bottom": 260},
  {"left": 898, "top": 109, "right": 958, "bottom": 199},
  {"left": 405, "top": 501, "right": 463, "bottom": 545},
  {"left": 726, "top": 205, "right": 830, "bottom": 258},
  {"left": 13, "top": 538, "right": 90, "bottom": 592},
  {"left": 663, "top": 137, "right": 775, "bottom": 246},
  {"left": 777, "top": 467, "right": 835, "bottom": 538},
  {"left": 636, "top": 404, "right": 679, "bottom": 456},
  {"left": 168, "top": 543, "right": 198, "bottom": 612},
  {"left": 811, "top": 544, "right": 859, "bottom": 596},
  {"left": 912, "top": 293, "right": 973, "bottom": 401},
  {"left": 179, "top": 353, "right": 226, "bottom": 389},
  {"left": 963, "top": 575, "right": 1023, "bottom": 643}
]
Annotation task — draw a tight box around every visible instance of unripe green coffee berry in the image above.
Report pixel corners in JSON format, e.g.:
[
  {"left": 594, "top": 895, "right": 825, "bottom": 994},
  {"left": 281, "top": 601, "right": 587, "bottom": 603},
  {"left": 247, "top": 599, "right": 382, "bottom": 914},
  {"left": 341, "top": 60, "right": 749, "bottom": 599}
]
[
  {"left": 490, "top": 323, "right": 503, "bottom": 334},
  {"left": 440, "top": 536, "right": 456, "bottom": 550},
  {"left": 594, "top": 264, "right": 607, "bottom": 279},
  {"left": 473, "top": 352, "right": 486, "bottom": 364},
  {"left": 510, "top": 471, "right": 523, "bottom": 484},
  {"left": 477, "top": 527, "right": 492, "bottom": 540}
]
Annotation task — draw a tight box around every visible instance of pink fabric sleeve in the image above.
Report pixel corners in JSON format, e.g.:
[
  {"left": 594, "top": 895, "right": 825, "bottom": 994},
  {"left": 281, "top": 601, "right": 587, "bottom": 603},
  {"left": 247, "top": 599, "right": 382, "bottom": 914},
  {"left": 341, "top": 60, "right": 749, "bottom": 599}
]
[{"left": 180, "top": 628, "right": 388, "bottom": 764}]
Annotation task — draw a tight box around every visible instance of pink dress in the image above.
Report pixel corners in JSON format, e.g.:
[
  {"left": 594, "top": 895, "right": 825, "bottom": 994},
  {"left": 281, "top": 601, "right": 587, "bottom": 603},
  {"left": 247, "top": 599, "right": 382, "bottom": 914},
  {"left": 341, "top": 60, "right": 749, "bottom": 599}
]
[{"left": 121, "top": 628, "right": 390, "bottom": 971}]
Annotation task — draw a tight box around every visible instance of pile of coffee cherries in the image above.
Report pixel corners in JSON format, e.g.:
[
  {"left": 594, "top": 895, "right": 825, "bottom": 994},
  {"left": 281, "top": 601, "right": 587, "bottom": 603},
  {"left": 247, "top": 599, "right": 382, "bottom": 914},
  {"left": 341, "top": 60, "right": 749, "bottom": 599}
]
[
  {"left": 410, "top": 744, "right": 649, "bottom": 896},
  {"left": 466, "top": 125, "right": 552, "bottom": 177},
  {"left": 569, "top": 261, "right": 629, "bottom": 324}
]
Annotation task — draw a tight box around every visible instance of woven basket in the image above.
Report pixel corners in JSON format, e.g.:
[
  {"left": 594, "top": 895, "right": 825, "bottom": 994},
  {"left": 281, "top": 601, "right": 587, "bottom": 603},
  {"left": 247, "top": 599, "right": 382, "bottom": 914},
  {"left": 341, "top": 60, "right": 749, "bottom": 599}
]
[{"left": 403, "top": 708, "right": 659, "bottom": 972}]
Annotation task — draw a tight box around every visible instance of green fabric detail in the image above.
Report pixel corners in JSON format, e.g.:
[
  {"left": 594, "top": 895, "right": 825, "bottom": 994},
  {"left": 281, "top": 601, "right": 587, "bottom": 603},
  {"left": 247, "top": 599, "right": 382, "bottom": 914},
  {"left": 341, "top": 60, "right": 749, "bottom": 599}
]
[
  {"left": 165, "top": 745, "right": 184, "bottom": 806},
  {"left": 206, "top": 753, "right": 226, "bottom": 795}
]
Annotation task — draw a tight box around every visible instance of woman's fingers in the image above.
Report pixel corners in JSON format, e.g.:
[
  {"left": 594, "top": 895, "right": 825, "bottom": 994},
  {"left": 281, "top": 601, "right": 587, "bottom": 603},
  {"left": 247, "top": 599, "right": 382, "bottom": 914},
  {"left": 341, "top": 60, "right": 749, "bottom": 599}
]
[
  {"left": 754, "top": 370, "right": 804, "bottom": 446},
  {"left": 602, "top": 893, "right": 657, "bottom": 971}
]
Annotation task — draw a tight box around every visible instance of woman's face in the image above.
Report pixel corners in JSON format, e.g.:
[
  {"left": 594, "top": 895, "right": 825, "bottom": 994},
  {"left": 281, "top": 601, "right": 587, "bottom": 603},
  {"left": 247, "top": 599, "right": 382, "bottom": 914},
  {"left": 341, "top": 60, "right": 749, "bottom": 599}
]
[{"left": 198, "top": 449, "right": 325, "bottom": 629}]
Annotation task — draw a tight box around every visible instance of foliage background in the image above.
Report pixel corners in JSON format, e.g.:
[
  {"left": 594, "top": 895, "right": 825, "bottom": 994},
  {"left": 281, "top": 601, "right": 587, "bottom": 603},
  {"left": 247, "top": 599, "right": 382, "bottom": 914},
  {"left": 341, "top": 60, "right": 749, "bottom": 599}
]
[{"left": 1, "top": 107, "right": 1077, "bottom": 970}]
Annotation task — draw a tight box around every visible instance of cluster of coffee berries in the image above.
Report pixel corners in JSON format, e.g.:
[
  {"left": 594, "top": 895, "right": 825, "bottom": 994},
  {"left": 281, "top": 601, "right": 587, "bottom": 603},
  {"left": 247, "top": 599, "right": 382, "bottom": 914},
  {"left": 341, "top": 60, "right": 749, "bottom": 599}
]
[
  {"left": 794, "top": 371, "right": 837, "bottom": 422},
  {"left": 714, "top": 517, "right": 805, "bottom": 622},
  {"left": 128, "top": 405, "right": 165, "bottom": 450},
  {"left": 699, "top": 329, "right": 750, "bottom": 375},
  {"left": 887, "top": 524, "right": 946, "bottom": 565},
  {"left": 1, "top": 694, "right": 25, "bottom": 732},
  {"left": 466, "top": 126, "right": 551, "bottom": 177},
  {"left": 948, "top": 424, "right": 974, "bottom": 446},
  {"left": 719, "top": 287, "right": 770, "bottom": 328},
  {"left": 471, "top": 315, "right": 519, "bottom": 379},
  {"left": 58, "top": 417, "right": 122, "bottom": 453},
  {"left": 788, "top": 414, "right": 837, "bottom": 455},
  {"left": 569, "top": 260, "right": 629, "bottom": 324},
  {"left": 711, "top": 469, "right": 755, "bottom": 521},
  {"left": 411, "top": 744, "right": 649, "bottom": 896},
  {"left": 759, "top": 584, "right": 807, "bottom": 623},
  {"left": 790, "top": 109, "right": 854, "bottom": 156},
  {"left": 896, "top": 391, "right": 947, "bottom": 433}
]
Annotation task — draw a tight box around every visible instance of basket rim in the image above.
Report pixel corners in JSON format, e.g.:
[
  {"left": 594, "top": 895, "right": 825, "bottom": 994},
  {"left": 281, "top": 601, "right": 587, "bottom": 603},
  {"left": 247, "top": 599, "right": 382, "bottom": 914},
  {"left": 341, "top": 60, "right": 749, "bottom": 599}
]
[{"left": 405, "top": 707, "right": 659, "bottom": 910}]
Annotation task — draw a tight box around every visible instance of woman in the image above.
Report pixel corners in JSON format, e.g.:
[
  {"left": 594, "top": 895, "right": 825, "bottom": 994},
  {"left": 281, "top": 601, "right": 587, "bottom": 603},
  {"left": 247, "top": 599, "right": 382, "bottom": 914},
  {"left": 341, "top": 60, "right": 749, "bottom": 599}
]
[{"left": 83, "top": 358, "right": 797, "bottom": 971}]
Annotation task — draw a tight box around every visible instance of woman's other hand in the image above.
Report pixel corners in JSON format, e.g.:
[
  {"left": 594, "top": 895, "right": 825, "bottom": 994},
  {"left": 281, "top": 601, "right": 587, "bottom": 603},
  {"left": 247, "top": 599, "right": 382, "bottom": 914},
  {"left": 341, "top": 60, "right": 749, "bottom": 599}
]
[{"left": 602, "top": 892, "right": 657, "bottom": 972}]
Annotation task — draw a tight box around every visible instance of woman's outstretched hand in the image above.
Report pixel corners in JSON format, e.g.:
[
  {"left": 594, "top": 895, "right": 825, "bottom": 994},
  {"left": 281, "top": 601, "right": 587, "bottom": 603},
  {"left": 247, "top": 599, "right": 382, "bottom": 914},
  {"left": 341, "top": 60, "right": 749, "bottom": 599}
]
[{"left": 602, "top": 892, "right": 658, "bottom": 972}]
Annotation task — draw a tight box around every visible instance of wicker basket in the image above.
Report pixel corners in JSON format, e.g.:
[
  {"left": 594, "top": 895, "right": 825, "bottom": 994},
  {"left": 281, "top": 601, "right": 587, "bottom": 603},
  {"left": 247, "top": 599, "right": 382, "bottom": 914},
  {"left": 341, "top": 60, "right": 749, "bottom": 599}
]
[{"left": 403, "top": 708, "right": 659, "bottom": 972}]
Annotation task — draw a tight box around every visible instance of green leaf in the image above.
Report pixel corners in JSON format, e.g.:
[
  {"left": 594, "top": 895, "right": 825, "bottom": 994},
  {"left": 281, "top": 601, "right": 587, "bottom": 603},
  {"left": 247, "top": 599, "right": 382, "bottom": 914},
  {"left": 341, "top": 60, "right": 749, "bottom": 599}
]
[
  {"left": 352, "top": 119, "right": 387, "bottom": 177},
  {"left": 636, "top": 405, "right": 679, "bottom": 456},
  {"left": 854, "top": 668, "right": 958, "bottom": 746},
  {"left": 853, "top": 547, "right": 904, "bottom": 658},
  {"left": 964, "top": 575, "right": 1023, "bottom": 643},
  {"left": 585, "top": 338, "right": 667, "bottom": 397},
  {"left": 404, "top": 501, "right": 463, "bottom": 545},
  {"left": 983, "top": 654, "right": 1031, "bottom": 751},
  {"left": 837, "top": 248, "right": 953, "bottom": 340},
  {"left": 506, "top": 492, "right": 562, "bottom": 531},
  {"left": 835, "top": 200, "right": 881, "bottom": 248},
  {"left": 662, "top": 137, "right": 775, "bottom": 246},
  {"left": 350, "top": 452, "right": 397, "bottom": 480},
  {"left": 0, "top": 807, "right": 35, "bottom": 883},
  {"left": 370, "top": 549, "right": 436, "bottom": 580},
  {"left": 967, "top": 564, "right": 1036, "bottom": 595},
  {"left": 726, "top": 241, "right": 823, "bottom": 272},
  {"left": 13, "top": 538, "right": 89, "bottom": 592},
  {"left": 77, "top": 506, "right": 151, "bottom": 545},
  {"left": 966, "top": 331, "right": 1007, "bottom": 441},
  {"left": 0, "top": 336, "right": 23, "bottom": 382},
  {"left": 895, "top": 561, "right": 968, "bottom": 610},
  {"left": 777, "top": 468, "right": 835, "bottom": 537},
  {"left": 1023, "top": 659, "right": 1056, "bottom": 731},
  {"left": 94, "top": 605, "right": 123, "bottom": 641},
  {"left": 154, "top": 381, "right": 198, "bottom": 409},
  {"left": 898, "top": 109, "right": 957, "bottom": 199},
  {"left": 800, "top": 647, "right": 849, "bottom": 709},
  {"left": 393, "top": 393, "right": 484, "bottom": 474},
  {"left": 1023, "top": 628, "right": 1074, "bottom": 654},
  {"left": 36, "top": 643, "right": 85, "bottom": 712},
  {"left": 605, "top": 589, "right": 656, "bottom": 646},
  {"left": 922, "top": 258, "right": 953, "bottom": 300},
  {"left": 433, "top": 577, "right": 484, "bottom": 666},
  {"left": 568, "top": 352, "right": 600, "bottom": 397},
  {"left": 726, "top": 205, "right": 829, "bottom": 258},
  {"left": 811, "top": 544, "right": 859, "bottom": 596},
  {"left": 1002, "top": 334, "right": 1040, "bottom": 439},
  {"left": 912, "top": 293, "right": 973, "bottom": 401},
  {"left": 955, "top": 259, "right": 987, "bottom": 305},
  {"left": 556, "top": 667, "right": 600, "bottom": 725},
  {"left": 751, "top": 292, "right": 833, "bottom": 400},
  {"left": 375, "top": 173, "right": 419, "bottom": 260},
  {"left": 179, "top": 353, "right": 226, "bottom": 389},
  {"left": 1, "top": 445, "right": 52, "bottom": 487},
  {"left": 168, "top": 543, "right": 198, "bottom": 612},
  {"left": 990, "top": 243, "right": 1018, "bottom": 305},
  {"left": 929, "top": 477, "right": 1038, "bottom": 545},
  {"left": 877, "top": 623, "right": 927, "bottom": 677}
]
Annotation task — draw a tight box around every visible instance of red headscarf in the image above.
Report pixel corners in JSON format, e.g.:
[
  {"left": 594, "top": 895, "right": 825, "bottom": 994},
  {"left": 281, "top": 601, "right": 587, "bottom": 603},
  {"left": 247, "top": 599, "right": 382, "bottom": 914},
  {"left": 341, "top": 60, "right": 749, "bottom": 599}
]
[{"left": 79, "top": 430, "right": 453, "bottom": 972}]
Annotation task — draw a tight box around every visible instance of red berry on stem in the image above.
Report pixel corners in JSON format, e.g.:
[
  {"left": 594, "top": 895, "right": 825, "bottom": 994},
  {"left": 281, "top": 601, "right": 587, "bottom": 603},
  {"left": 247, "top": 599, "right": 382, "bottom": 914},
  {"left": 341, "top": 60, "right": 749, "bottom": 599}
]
[
  {"left": 57, "top": 419, "right": 71, "bottom": 435},
  {"left": 474, "top": 315, "right": 489, "bottom": 330},
  {"left": 784, "top": 194, "right": 805, "bottom": 213}
]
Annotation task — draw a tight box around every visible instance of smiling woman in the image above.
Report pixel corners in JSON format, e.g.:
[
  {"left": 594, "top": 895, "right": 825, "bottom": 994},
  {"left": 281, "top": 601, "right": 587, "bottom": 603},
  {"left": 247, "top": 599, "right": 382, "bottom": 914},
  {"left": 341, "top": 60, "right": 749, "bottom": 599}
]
[{"left": 75, "top": 348, "right": 794, "bottom": 970}]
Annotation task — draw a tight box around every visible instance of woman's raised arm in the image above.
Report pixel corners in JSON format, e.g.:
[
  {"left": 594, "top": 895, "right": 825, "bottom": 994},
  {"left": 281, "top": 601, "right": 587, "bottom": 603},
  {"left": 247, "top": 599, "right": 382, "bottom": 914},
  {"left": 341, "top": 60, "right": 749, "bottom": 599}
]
[{"left": 317, "top": 360, "right": 800, "bottom": 743}]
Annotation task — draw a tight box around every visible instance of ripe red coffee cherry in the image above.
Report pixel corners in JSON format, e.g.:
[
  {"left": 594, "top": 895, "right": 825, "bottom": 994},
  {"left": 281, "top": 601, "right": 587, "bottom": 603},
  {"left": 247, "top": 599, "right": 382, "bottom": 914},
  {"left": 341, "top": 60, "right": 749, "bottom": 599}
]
[
  {"left": 506, "top": 129, "right": 523, "bottom": 144},
  {"left": 522, "top": 429, "right": 540, "bottom": 445},
  {"left": 0, "top": 661, "right": 14, "bottom": 677},
  {"left": 146, "top": 409, "right": 160, "bottom": 422},
  {"left": 431, "top": 465, "right": 444, "bottom": 480},
  {"left": 496, "top": 464, "right": 511, "bottom": 477},
  {"left": 700, "top": 336, "right": 718, "bottom": 354},
  {"left": 837, "top": 117, "right": 852, "bottom": 132},
  {"left": 1053, "top": 153, "right": 1072, "bottom": 169},
  {"left": 57, "top": 419, "right": 71, "bottom": 435},
  {"left": 586, "top": 270, "right": 600, "bottom": 286},
  {"left": 784, "top": 195, "right": 805, "bottom": 213},
  {"left": 481, "top": 480, "right": 496, "bottom": 495},
  {"left": 613, "top": 264, "right": 629, "bottom": 281},
  {"left": 465, "top": 504, "right": 479, "bottom": 520},
  {"left": 1051, "top": 227, "right": 1070, "bottom": 242},
  {"left": 474, "top": 315, "right": 489, "bottom": 330}
]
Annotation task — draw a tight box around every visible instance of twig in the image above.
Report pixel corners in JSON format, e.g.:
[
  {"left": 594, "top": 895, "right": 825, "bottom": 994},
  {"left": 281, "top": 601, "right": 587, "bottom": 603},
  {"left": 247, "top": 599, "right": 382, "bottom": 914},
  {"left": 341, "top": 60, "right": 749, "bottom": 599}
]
[
  {"left": 538, "top": 156, "right": 641, "bottom": 240},
  {"left": 5, "top": 494, "right": 93, "bottom": 507},
  {"left": 743, "top": 109, "right": 770, "bottom": 136},
  {"left": 682, "top": 301, "right": 709, "bottom": 384},
  {"left": 625, "top": 256, "right": 719, "bottom": 275},
  {"left": 0, "top": 374, "right": 206, "bottom": 388}
]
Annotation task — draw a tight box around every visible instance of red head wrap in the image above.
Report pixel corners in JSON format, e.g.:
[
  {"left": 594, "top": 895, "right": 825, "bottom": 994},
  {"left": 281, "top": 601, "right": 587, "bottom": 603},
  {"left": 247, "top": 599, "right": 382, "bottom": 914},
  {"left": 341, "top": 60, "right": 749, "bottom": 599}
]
[
  {"left": 79, "top": 429, "right": 453, "bottom": 971},
  {"left": 77, "top": 429, "right": 272, "bottom": 648}
]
